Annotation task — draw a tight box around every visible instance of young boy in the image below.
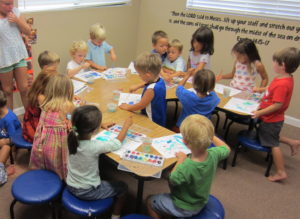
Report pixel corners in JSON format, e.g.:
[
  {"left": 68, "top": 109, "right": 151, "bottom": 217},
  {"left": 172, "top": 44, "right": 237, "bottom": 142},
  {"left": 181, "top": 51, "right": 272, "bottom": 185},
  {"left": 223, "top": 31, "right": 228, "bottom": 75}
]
[
  {"left": 67, "top": 40, "right": 90, "bottom": 78},
  {"left": 86, "top": 23, "right": 116, "bottom": 71},
  {"left": 38, "top": 50, "right": 60, "bottom": 71},
  {"left": 0, "top": 90, "right": 22, "bottom": 185},
  {"left": 151, "top": 30, "right": 168, "bottom": 63},
  {"left": 252, "top": 47, "right": 300, "bottom": 182},
  {"left": 147, "top": 114, "right": 230, "bottom": 219},
  {"left": 119, "top": 52, "right": 166, "bottom": 127}
]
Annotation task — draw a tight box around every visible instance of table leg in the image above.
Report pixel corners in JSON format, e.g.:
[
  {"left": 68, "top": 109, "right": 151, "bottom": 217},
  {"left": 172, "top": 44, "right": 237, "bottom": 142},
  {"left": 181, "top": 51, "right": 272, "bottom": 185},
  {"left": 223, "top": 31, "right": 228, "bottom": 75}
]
[{"left": 136, "top": 178, "right": 145, "bottom": 212}]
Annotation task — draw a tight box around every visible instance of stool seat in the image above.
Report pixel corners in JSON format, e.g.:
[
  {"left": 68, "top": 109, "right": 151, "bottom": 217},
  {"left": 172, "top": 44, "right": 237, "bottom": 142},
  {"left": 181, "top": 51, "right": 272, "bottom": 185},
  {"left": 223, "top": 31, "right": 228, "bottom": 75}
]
[
  {"left": 187, "top": 195, "right": 224, "bottom": 219},
  {"left": 121, "top": 214, "right": 152, "bottom": 219},
  {"left": 62, "top": 188, "right": 113, "bottom": 217},
  {"left": 238, "top": 130, "right": 270, "bottom": 152},
  {"left": 11, "top": 133, "right": 32, "bottom": 149},
  {"left": 12, "top": 170, "right": 62, "bottom": 204}
]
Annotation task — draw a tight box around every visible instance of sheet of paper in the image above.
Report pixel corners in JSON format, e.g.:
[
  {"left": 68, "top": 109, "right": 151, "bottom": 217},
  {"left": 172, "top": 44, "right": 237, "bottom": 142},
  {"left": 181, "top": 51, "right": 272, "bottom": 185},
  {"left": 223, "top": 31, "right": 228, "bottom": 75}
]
[
  {"left": 103, "top": 68, "right": 128, "bottom": 80},
  {"left": 74, "top": 71, "right": 104, "bottom": 82},
  {"left": 72, "top": 79, "right": 88, "bottom": 95},
  {"left": 128, "top": 62, "right": 138, "bottom": 74},
  {"left": 107, "top": 124, "right": 147, "bottom": 142},
  {"left": 223, "top": 97, "right": 259, "bottom": 115},
  {"left": 214, "top": 84, "right": 241, "bottom": 97},
  {"left": 152, "top": 134, "right": 191, "bottom": 158},
  {"left": 118, "top": 93, "right": 142, "bottom": 106}
]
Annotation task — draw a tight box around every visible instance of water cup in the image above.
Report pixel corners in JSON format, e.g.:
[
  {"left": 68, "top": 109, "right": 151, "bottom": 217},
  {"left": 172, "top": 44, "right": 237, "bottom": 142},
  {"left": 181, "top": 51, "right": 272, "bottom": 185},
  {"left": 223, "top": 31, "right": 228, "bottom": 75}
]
[
  {"left": 107, "top": 103, "right": 117, "bottom": 112},
  {"left": 87, "top": 77, "right": 94, "bottom": 84},
  {"left": 223, "top": 87, "right": 231, "bottom": 98},
  {"left": 113, "top": 90, "right": 121, "bottom": 101},
  {"left": 142, "top": 137, "right": 152, "bottom": 153}
]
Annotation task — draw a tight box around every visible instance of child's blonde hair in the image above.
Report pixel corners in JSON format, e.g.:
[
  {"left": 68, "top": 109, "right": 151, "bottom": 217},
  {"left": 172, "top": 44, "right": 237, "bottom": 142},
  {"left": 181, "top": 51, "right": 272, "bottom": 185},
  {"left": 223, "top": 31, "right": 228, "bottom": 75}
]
[
  {"left": 70, "top": 41, "right": 88, "bottom": 55},
  {"left": 193, "top": 69, "right": 215, "bottom": 95},
  {"left": 41, "top": 74, "right": 74, "bottom": 112},
  {"left": 152, "top": 30, "right": 168, "bottom": 45},
  {"left": 90, "top": 23, "right": 106, "bottom": 40},
  {"left": 180, "top": 114, "right": 214, "bottom": 151},
  {"left": 38, "top": 51, "right": 60, "bottom": 69},
  {"left": 170, "top": 39, "right": 183, "bottom": 53},
  {"left": 134, "top": 52, "right": 162, "bottom": 76}
]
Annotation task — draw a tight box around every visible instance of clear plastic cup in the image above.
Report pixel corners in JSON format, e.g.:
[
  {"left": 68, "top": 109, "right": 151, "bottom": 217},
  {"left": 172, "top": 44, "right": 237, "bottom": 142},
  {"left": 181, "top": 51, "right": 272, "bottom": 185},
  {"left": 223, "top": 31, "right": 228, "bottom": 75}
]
[
  {"left": 141, "top": 137, "right": 152, "bottom": 153},
  {"left": 113, "top": 90, "right": 121, "bottom": 101},
  {"left": 107, "top": 103, "right": 117, "bottom": 112},
  {"left": 223, "top": 87, "right": 231, "bottom": 98}
]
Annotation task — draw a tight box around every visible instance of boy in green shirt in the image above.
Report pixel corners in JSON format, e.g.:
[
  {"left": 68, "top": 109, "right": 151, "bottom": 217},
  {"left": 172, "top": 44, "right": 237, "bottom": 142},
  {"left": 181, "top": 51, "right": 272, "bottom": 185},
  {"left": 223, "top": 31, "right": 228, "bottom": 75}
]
[{"left": 147, "top": 114, "right": 230, "bottom": 218}]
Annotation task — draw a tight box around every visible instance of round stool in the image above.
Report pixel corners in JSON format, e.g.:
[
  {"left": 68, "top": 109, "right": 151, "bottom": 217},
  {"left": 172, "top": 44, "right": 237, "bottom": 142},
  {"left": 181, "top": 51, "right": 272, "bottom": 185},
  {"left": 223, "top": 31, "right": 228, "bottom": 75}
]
[
  {"left": 10, "top": 170, "right": 62, "bottom": 219},
  {"left": 10, "top": 132, "right": 32, "bottom": 164},
  {"left": 186, "top": 195, "right": 225, "bottom": 219},
  {"left": 62, "top": 188, "right": 113, "bottom": 217},
  {"left": 121, "top": 214, "right": 152, "bottom": 219}
]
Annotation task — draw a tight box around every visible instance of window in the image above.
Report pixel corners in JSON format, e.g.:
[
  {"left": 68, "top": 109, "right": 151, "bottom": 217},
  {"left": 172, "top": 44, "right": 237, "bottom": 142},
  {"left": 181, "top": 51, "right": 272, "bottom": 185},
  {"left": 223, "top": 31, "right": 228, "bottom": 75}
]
[
  {"left": 186, "top": 0, "right": 300, "bottom": 21},
  {"left": 18, "top": 0, "right": 131, "bottom": 13}
]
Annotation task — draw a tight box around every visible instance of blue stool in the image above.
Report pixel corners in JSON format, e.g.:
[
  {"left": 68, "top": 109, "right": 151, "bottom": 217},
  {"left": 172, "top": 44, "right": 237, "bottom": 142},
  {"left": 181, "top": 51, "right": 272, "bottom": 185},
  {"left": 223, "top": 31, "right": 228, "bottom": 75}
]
[
  {"left": 223, "top": 113, "right": 252, "bottom": 141},
  {"left": 185, "top": 195, "right": 225, "bottom": 219},
  {"left": 231, "top": 130, "right": 273, "bottom": 177},
  {"left": 62, "top": 188, "right": 113, "bottom": 218},
  {"left": 121, "top": 214, "right": 152, "bottom": 219},
  {"left": 10, "top": 170, "right": 62, "bottom": 219},
  {"left": 9, "top": 132, "right": 32, "bottom": 164}
]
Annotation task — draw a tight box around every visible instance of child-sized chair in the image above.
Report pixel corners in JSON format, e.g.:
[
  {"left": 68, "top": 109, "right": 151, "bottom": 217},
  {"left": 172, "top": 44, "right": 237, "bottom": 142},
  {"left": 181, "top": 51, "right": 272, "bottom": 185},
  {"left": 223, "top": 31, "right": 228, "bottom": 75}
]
[
  {"left": 223, "top": 113, "right": 252, "bottom": 141},
  {"left": 61, "top": 188, "right": 113, "bottom": 218},
  {"left": 231, "top": 130, "right": 273, "bottom": 177},
  {"left": 121, "top": 214, "right": 152, "bottom": 219},
  {"left": 9, "top": 132, "right": 32, "bottom": 164},
  {"left": 10, "top": 170, "right": 63, "bottom": 219}
]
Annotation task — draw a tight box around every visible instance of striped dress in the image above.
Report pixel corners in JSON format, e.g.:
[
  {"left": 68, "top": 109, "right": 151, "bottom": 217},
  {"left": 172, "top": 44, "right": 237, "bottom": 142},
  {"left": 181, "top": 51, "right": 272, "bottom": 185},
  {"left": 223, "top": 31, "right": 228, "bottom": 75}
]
[{"left": 29, "top": 110, "right": 69, "bottom": 179}]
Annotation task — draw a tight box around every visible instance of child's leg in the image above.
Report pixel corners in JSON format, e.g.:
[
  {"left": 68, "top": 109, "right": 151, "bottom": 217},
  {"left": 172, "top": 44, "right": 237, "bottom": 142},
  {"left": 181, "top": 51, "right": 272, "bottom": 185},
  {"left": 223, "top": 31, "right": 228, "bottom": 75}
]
[
  {"left": 280, "top": 136, "right": 300, "bottom": 156},
  {"left": 0, "top": 145, "right": 10, "bottom": 164},
  {"left": 269, "top": 147, "right": 288, "bottom": 182},
  {"left": 146, "top": 196, "right": 161, "bottom": 219}
]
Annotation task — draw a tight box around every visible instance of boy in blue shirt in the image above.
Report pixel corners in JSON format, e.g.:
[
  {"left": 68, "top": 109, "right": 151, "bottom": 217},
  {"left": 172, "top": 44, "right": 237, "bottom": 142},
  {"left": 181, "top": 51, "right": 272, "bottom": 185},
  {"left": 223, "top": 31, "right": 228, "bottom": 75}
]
[
  {"left": 0, "top": 90, "right": 22, "bottom": 185},
  {"left": 86, "top": 23, "right": 117, "bottom": 71},
  {"left": 151, "top": 30, "right": 168, "bottom": 63},
  {"left": 147, "top": 115, "right": 230, "bottom": 218},
  {"left": 119, "top": 52, "right": 167, "bottom": 127}
]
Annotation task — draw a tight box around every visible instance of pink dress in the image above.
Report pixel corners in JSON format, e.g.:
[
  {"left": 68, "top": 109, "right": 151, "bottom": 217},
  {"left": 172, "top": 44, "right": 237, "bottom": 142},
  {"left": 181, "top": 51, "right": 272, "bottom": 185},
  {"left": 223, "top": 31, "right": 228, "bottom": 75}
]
[
  {"left": 29, "top": 110, "right": 69, "bottom": 179},
  {"left": 230, "top": 62, "right": 258, "bottom": 92}
]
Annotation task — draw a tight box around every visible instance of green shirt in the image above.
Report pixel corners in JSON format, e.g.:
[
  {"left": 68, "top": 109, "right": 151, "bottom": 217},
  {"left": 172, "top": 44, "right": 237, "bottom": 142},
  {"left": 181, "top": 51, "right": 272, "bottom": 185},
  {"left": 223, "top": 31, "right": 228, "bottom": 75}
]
[
  {"left": 67, "top": 139, "right": 121, "bottom": 189},
  {"left": 170, "top": 146, "right": 229, "bottom": 211}
]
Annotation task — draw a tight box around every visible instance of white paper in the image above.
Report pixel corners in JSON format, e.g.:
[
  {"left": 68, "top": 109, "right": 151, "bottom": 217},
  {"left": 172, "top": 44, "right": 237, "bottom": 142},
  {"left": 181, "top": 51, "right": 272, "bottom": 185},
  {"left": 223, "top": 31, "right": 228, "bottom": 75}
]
[
  {"left": 223, "top": 97, "right": 259, "bottom": 115},
  {"left": 152, "top": 134, "right": 191, "bottom": 158},
  {"left": 72, "top": 79, "right": 88, "bottom": 95},
  {"left": 118, "top": 93, "right": 142, "bottom": 106},
  {"left": 214, "top": 84, "right": 241, "bottom": 97},
  {"left": 74, "top": 71, "right": 104, "bottom": 82},
  {"left": 103, "top": 68, "right": 128, "bottom": 80},
  {"left": 128, "top": 62, "right": 138, "bottom": 74}
]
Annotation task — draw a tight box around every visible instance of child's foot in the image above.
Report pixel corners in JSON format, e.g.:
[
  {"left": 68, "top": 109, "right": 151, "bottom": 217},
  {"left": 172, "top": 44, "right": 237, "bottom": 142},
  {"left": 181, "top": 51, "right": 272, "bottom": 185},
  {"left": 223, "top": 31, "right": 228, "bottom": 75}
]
[
  {"left": 268, "top": 172, "right": 287, "bottom": 182},
  {"left": 6, "top": 165, "right": 15, "bottom": 176},
  {"left": 289, "top": 140, "right": 300, "bottom": 156}
]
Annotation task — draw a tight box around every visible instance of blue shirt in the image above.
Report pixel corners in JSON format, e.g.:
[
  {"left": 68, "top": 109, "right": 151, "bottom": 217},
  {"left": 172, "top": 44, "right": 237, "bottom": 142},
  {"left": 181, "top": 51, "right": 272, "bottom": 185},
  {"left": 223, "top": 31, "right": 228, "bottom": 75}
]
[
  {"left": 162, "top": 56, "right": 186, "bottom": 72},
  {"left": 141, "top": 78, "right": 166, "bottom": 127},
  {"left": 0, "top": 109, "right": 22, "bottom": 138},
  {"left": 86, "top": 40, "right": 112, "bottom": 66},
  {"left": 151, "top": 49, "right": 167, "bottom": 63},
  {"left": 176, "top": 86, "right": 220, "bottom": 127}
]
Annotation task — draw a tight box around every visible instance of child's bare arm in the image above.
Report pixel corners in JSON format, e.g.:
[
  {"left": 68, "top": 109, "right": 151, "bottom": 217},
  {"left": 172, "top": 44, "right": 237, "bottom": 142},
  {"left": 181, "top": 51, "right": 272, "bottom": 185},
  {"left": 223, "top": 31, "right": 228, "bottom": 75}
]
[
  {"left": 252, "top": 102, "right": 283, "bottom": 119},
  {"left": 67, "top": 63, "right": 90, "bottom": 78},
  {"left": 119, "top": 89, "right": 154, "bottom": 111},
  {"left": 194, "top": 62, "right": 206, "bottom": 73},
  {"left": 86, "top": 60, "right": 107, "bottom": 71},
  {"left": 213, "top": 136, "right": 230, "bottom": 151},
  {"left": 253, "top": 87, "right": 267, "bottom": 93},
  {"left": 256, "top": 61, "right": 268, "bottom": 87},
  {"left": 110, "top": 48, "right": 117, "bottom": 62},
  {"left": 217, "top": 64, "right": 235, "bottom": 80},
  {"left": 8, "top": 13, "right": 31, "bottom": 36},
  {"left": 116, "top": 116, "right": 133, "bottom": 142},
  {"left": 178, "top": 69, "right": 193, "bottom": 87},
  {"left": 129, "top": 82, "right": 145, "bottom": 93}
]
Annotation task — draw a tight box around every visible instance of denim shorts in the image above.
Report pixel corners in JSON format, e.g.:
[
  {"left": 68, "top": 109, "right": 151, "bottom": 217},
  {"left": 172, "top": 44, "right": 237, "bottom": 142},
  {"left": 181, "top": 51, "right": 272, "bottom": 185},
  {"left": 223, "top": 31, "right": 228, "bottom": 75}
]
[
  {"left": 0, "top": 59, "right": 27, "bottom": 73},
  {"left": 67, "top": 180, "right": 128, "bottom": 201},
  {"left": 150, "top": 194, "right": 201, "bottom": 218}
]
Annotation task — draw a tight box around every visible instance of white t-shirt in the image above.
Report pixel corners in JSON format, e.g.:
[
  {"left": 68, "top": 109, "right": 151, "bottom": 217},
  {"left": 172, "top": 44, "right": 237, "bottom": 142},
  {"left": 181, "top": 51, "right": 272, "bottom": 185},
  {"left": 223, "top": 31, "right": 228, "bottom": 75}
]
[
  {"left": 189, "top": 51, "right": 211, "bottom": 70},
  {"left": 66, "top": 60, "right": 88, "bottom": 74}
]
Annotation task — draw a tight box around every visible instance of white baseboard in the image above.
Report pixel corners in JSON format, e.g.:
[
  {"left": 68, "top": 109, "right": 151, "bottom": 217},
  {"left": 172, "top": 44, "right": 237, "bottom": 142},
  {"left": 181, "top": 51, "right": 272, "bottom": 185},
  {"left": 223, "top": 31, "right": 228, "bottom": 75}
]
[{"left": 13, "top": 106, "right": 25, "bottom": 116}]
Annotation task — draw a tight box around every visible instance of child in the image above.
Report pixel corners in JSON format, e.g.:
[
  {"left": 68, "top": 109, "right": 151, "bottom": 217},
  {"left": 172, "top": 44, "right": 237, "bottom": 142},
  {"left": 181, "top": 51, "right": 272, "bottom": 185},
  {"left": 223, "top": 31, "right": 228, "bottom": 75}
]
[
  {"left": 147, "top": 114, "right": 230, "bottom": 219},
  {"left": 252, "top": 47, "right": 300, "bottom": 182},
  {"left": 217, "top": 38, "right": 268, "bottom": 92},
  {"left": 187, "top": 26, "right": 214, "bottom": 74},
  {"left": 67, "top": 40, "right": 91, "bottom": 78},
  {"left": 29, "top": 74, "right": 74, "bottom": 179},
  {"left": 0, "top": 90, "right": 22, "bottom": 185},
  {"left": 119, "top": 52, "right": 166, "bottom": 127},
  {"left": 151, "top": 30, "right": 168, "bottom": 62},
  {"left": 86, "top": 23, "right": 117, "bottom": 71},
  {"left": 22, "top": 71, "right": 55, "bottom": 143},
  {"left": 160, "top": 39, "right": 186, "bottom": 82},
  {"left": 38, "top": 50, "right": 60, "bottom": 71},
  {"left": 67, "top": 105, "right": 132, "bottom": 219},
  {"left": 173, "top": 69, "right": 220, "bottom": 132}
]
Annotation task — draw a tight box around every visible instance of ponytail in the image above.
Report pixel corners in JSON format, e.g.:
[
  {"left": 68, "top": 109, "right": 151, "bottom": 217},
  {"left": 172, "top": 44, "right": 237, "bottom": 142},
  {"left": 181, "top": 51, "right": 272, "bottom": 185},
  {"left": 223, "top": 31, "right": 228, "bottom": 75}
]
[{"left": 68, "top": 129, "right": 79, "bottom": 155}]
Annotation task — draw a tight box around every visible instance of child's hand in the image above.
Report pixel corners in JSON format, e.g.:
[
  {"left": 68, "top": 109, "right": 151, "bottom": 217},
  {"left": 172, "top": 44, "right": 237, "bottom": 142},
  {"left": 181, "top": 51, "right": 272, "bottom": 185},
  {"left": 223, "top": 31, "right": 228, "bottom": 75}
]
[
  {"left": 119, "top": 103, "right": 130, "bottom": 110},
  {"left": 111, "top": 54, "right": 117, "bottom": 62},
  {"left": 129, "top": 85, "right": 139, "bottom": 93},
  {"left": 97, "top": 66, "right": 107, "bottom": 71},
  {"left": 251, "top": 110, "right": 261, "bottom": 119},
  {"left": 7, "top": 12, "right": 18, "bottom": 23},
  {"left": 178, "top": 71, "right": 186, "bottom": 77},
  {"left": 101, "top": 122, "right": 116, "bottom": 130},
  {"left": 175, "top": 152, "right": 187, "bottom": 162},
  {"left": 216, "top": 74, "right": 222, "bottom": 81},
  {"left": 123, "top": 116, "right": 133, "bottom": 129},
  {"left": 82, "top": 62, "right": 90, "bottom": 69}
]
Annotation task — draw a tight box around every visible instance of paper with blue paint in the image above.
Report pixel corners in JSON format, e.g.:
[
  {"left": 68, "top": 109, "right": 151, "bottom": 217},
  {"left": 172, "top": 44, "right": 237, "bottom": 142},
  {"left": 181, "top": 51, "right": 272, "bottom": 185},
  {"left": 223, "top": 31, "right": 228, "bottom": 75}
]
[
  {"left": 223, "top": 97, "right": 259, "bottom": 115},
  {"left": 74, "top": 71, "right": 104, "bottom": 82},
  {"left": 118, "top": 93, "right": 142, "bottom": 106}
]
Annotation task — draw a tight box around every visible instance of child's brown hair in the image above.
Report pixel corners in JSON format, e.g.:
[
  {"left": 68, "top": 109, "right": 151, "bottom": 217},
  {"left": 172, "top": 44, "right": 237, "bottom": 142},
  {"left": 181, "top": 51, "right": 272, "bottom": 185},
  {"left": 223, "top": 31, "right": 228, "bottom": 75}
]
[
  {"left": 38, "top": 51, "right": 60, "bottom": 69},
  {"left": 273, "top": 47, "right": 300, "bottom": 74},
  {"left": 134, "top": 52, "right": 162, "bottom": 76},
  {"left": 152, "top": 30, "right": 168, "bottom": 45},
  {"left": 193, "top": 69, "right": 215, "bottom": 95}
]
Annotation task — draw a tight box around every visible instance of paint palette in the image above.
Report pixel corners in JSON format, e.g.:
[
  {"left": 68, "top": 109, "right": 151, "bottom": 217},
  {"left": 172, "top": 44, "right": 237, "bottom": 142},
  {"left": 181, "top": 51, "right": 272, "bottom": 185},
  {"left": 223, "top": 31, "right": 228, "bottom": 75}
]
[{"left": 122, "top": 150, "right": 164, "bottom": 167}]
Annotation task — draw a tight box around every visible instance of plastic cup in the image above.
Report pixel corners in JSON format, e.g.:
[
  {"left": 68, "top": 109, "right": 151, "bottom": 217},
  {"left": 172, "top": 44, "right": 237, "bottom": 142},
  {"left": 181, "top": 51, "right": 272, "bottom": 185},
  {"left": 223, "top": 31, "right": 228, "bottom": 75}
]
[
  {"left": 107, "top": 103, "right": 117, "bottom": 112},
  {"left": 223, "top": 87, "right": 231, "bottom": 98},
  {"left": 113, "top": 90, "right": 121, "bottom": 101},
  {"left": 141, "top": 137, "right": 152, "bottom": 153},
  {"left": 87, "top": 78, "right": 94, "bottom": 84}
]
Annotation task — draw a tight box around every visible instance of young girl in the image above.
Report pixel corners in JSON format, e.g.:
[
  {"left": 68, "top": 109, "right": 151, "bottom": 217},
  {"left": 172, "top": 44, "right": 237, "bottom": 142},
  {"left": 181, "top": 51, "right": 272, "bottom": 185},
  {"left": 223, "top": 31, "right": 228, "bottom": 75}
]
[
  {"left": 187, "top": 26, "right": 214, "bottom": 74},
  {"left": 173, "top": 69, "right": 220, "bottom": 133},
  {"left": 29, "top": 74, "right": 74, "bottom": 179},
  {"left": 67, "top": 105, "right": 132, "bottom": 219},
  {"left": 22, "top": 70, "right": 55, "bottom": 143},
  {"left": 217, "top": 39, "right": 268, "bottom": 92},
  {"left": 67, "top": 40, "right": 91, "bottom": 78}
]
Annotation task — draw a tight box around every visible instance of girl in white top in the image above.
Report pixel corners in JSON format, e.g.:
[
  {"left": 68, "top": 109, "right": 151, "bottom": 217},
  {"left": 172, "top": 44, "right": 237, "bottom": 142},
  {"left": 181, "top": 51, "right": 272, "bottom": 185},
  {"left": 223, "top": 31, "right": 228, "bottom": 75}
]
[
  {"left": 187, "top": 26, "right": 214, "bottom": 74},
  {"left": 0, "top": 0, "right": 31, "bottom": 109},
  {"left": 67, "top": 41, "right": 91, "bottom": 78},
  {"left": 217, "top": 39, "right": 268, "bottom": 92}
]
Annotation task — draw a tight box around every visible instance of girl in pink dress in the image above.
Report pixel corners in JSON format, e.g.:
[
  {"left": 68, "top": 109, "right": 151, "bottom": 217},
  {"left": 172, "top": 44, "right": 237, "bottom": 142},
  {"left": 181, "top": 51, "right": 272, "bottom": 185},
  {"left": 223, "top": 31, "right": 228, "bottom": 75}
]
[{"left": 29, "top": 74, "right": 74, "bottom": 179}]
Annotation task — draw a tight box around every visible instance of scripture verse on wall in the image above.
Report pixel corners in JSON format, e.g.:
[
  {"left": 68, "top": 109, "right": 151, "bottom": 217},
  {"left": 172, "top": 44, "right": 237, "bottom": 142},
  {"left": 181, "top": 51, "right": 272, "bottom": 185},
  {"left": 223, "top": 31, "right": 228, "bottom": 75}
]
[{"left": 169, "top": 11, "right": 300, "bottom": 46}]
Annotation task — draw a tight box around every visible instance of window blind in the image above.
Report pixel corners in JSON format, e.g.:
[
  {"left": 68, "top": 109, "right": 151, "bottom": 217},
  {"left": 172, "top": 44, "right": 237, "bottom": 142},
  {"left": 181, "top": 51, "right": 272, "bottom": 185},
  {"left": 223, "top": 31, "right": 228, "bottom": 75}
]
[
  {"left": 186, "top": 0, "right": 300, "bottom": 21},
  {"left": 18, "top": 0, "right": 131, "bottom": 12}
]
